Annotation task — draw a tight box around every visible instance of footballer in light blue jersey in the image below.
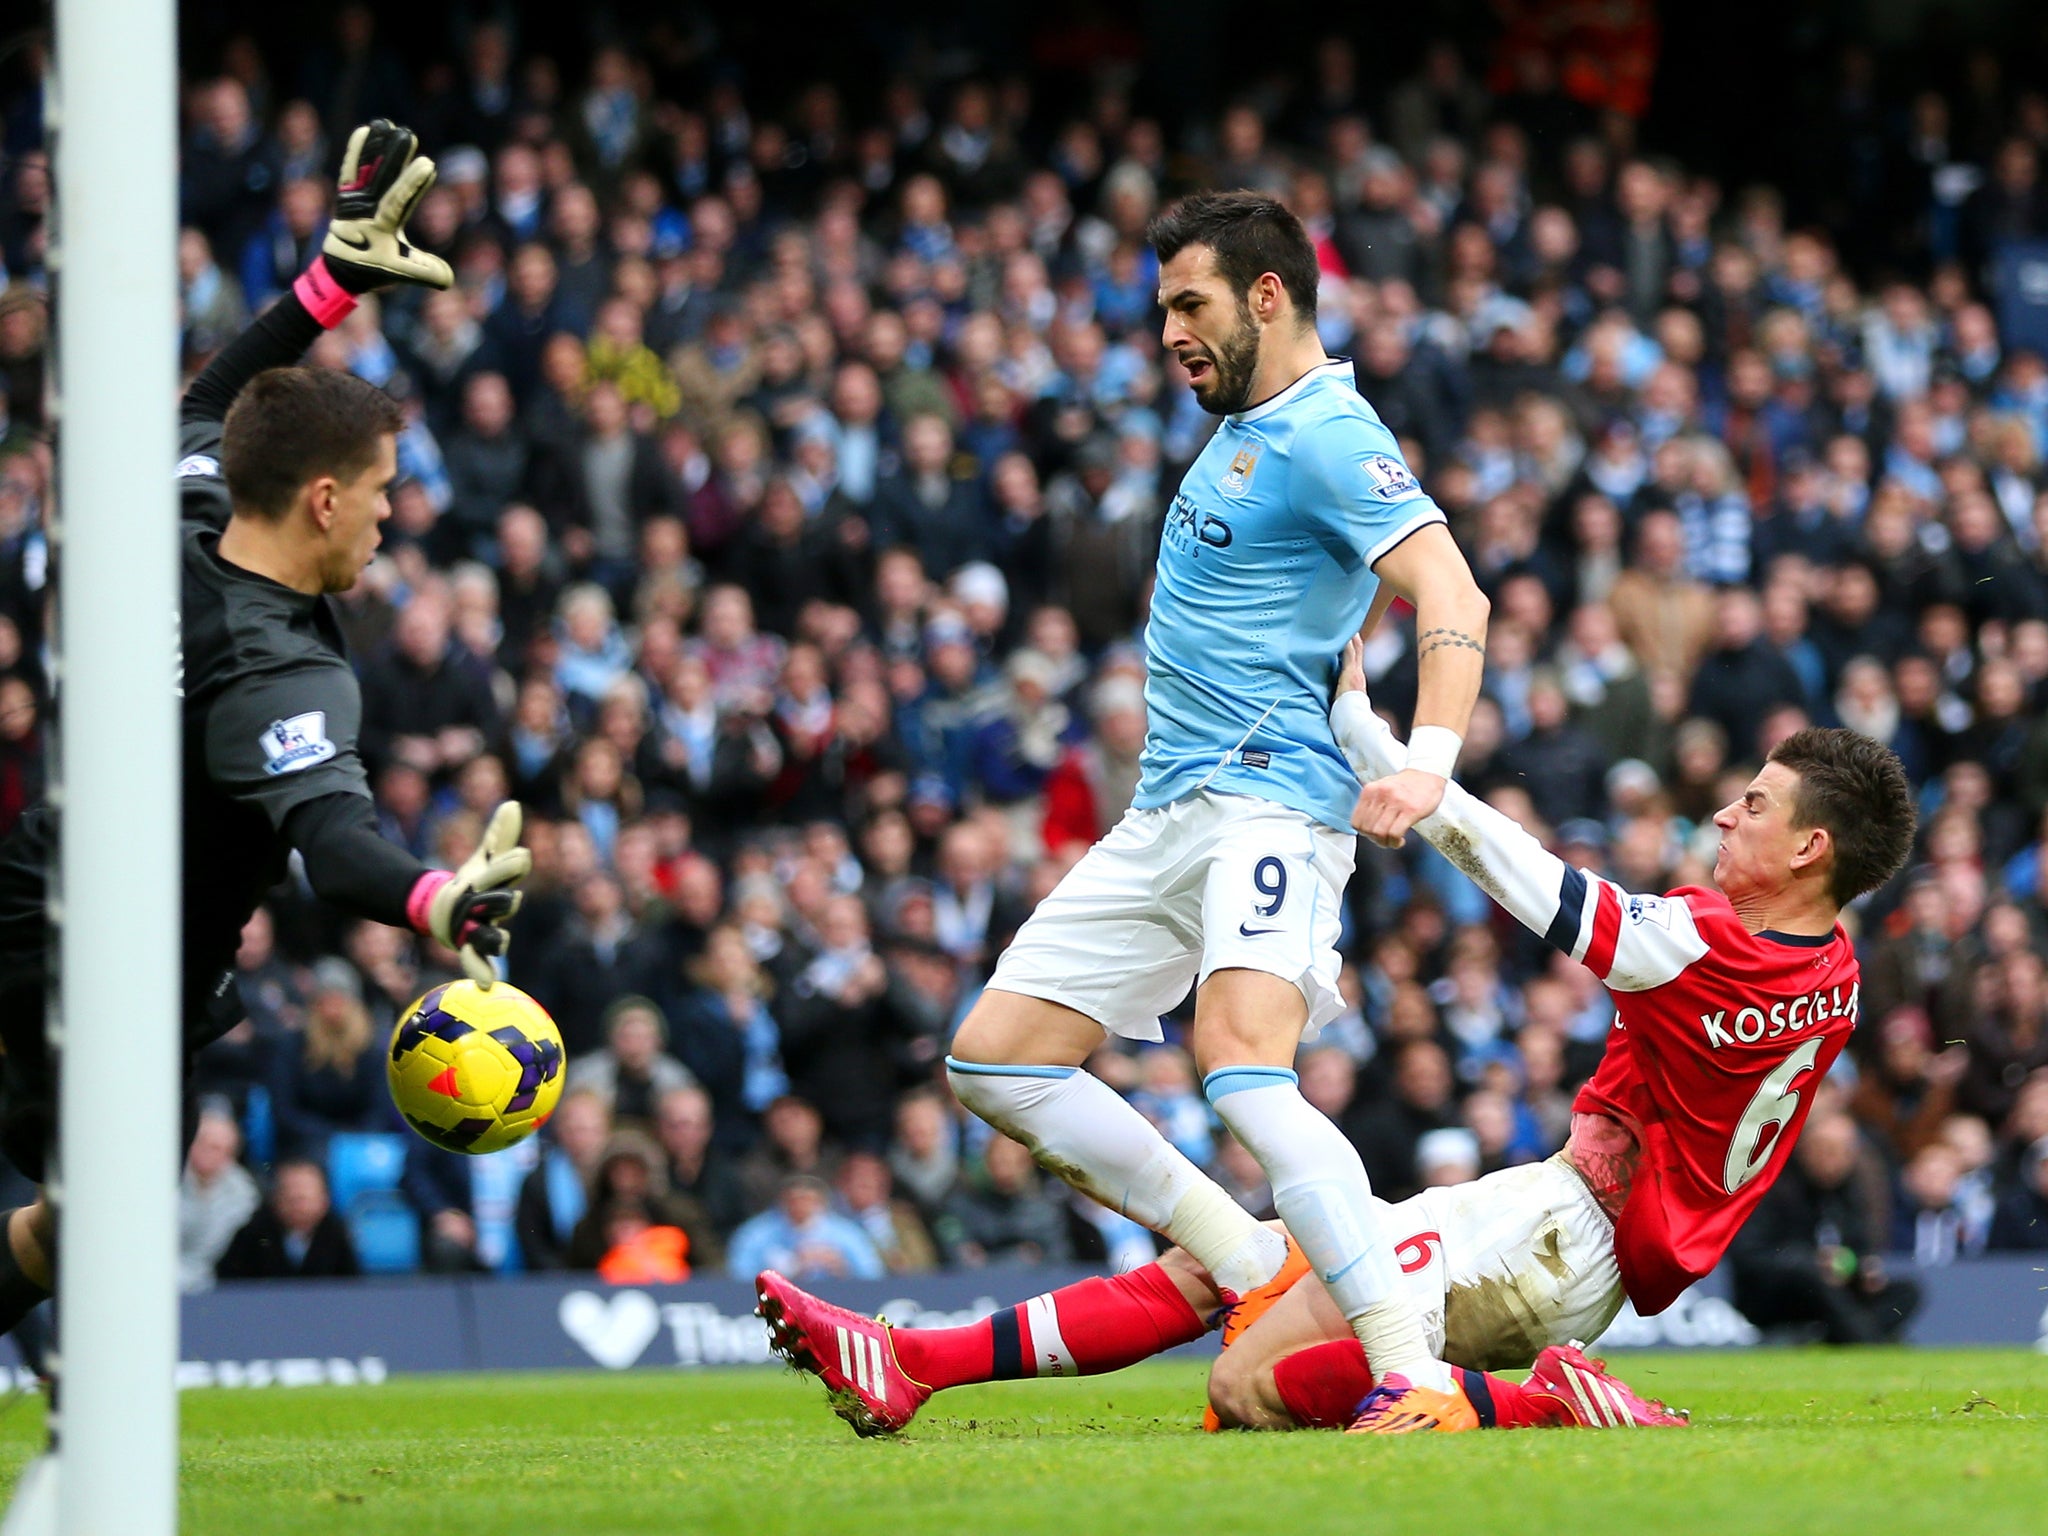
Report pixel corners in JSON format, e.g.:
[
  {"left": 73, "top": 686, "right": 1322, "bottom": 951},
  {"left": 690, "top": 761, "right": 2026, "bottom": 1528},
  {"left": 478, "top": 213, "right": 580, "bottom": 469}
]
[
  {"left": 1135, "top": 358, "right": 1446, "bottom": 832},
  {"left": 951, "top": 195, "right": 1488, "bottom": 1414}
]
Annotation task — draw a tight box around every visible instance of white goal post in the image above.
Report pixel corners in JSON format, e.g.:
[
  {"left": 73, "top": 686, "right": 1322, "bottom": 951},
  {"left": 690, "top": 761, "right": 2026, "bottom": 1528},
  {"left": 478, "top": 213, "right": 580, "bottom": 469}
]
[{"left": 5, "top": 0, "right": 182, "bottom": 1532}]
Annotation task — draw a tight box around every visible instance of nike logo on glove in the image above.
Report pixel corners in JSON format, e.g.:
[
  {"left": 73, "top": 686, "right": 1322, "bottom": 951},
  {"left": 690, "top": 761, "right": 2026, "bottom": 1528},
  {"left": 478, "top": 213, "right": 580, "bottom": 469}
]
[
  {"left": 1238, "top": 923, "right": 1280, "bottom": 937},
  {"left": 332, "top": 230, "right": 373, "bottom": 251}
]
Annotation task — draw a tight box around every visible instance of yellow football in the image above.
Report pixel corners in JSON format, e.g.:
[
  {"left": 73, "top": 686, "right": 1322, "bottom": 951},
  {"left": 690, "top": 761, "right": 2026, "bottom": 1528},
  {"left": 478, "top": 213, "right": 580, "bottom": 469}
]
[{"left": 386, "top": 980, "right": 566, "bottom": 1155}]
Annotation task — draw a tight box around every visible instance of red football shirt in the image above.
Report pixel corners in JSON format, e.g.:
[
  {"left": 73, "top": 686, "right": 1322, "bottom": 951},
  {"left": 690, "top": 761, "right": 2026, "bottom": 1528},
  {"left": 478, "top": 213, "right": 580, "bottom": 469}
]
[{"left": 1567, "top": 884, "right": 1861, "bottom": 1315}]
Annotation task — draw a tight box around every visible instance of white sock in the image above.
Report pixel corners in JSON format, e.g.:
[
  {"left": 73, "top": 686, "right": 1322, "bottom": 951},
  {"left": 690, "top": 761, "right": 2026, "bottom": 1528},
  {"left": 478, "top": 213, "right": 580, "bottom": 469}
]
[
  {"left": 946, "top": 1057, "right": 1286, "bottom": 1295},
  {"left": 1205, "top": 1067, "right": 1451, "bottom": 1390}
]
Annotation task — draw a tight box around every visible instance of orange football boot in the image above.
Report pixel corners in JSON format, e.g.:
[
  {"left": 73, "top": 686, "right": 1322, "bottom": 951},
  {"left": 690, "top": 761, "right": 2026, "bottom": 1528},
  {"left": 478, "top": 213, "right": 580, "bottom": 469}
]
[{"left": 1343, "top": 1372, "right": 1481, "bottom": 1434}]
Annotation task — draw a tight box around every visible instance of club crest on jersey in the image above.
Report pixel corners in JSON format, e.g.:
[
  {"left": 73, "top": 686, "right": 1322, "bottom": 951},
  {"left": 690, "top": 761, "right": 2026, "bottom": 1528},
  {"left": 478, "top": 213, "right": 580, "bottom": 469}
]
[
  {"left": 1219, "top": 443, "right": 1262, "bottom": 499},
  {"left": 1360, "top": 454, "right": 1419, "bottom": 501},
  {"left": 259, "top": 711, "right": 337, "bottom": 775}
]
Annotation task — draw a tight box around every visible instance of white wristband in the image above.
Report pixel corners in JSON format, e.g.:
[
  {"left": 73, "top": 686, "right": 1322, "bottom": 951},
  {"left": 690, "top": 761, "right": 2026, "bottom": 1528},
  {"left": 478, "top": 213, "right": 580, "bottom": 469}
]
[{"left": 1405, "top": 725, "right": 1463, "bottom": 779}]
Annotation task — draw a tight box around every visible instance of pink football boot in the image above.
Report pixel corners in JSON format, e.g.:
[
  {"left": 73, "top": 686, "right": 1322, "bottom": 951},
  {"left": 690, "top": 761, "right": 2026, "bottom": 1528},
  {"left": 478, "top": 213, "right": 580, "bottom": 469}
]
[
  {"left": 755, "top": 1270, "right": 933, "bottom": 1437},
  {"left": 1525, "top": 1342, "right": 1689, "bottom": 1427}
]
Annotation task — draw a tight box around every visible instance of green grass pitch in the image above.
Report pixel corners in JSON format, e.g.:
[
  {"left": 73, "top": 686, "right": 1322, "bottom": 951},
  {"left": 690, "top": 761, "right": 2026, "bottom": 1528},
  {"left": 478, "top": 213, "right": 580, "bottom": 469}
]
[{"left": 1, "top": 1351, "right": 2044, "bottom": 1534}]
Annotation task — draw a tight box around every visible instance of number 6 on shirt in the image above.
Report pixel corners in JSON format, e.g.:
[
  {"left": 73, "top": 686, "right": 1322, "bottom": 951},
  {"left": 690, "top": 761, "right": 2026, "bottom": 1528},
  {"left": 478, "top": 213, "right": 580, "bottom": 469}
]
[{"left": 1723, "top": 1036, "right": 1825, "bottom": 1194}]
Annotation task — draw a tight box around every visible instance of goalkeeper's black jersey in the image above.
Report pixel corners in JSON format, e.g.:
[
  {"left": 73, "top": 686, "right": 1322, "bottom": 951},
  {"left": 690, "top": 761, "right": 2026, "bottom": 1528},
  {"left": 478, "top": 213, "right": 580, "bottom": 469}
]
[
  {"left": 168, "top": 416, "right": 376, "bottom": 1010},
  {"left": 0, "top": 374, "right": 373, "bottom": 1046}
]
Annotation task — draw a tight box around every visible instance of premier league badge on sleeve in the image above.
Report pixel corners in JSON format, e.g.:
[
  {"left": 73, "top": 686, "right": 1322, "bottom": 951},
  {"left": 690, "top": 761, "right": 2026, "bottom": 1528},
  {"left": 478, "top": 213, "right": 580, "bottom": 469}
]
[
  {"left": 1360, "top": 454, "right": 1420, "bottom": 500},
  {"left": 259, "top": 712, "right": 338, "bottom": 775},
  {"left": 1625, "top": 893, "right": 1672, "bottom": 928}
]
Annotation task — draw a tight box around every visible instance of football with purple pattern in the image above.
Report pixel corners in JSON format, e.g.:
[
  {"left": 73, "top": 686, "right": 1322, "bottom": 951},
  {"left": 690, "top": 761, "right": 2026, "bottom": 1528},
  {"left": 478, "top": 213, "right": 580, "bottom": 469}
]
[{"left": 387, "top": 980, "right": 565, "bottom": 1155}]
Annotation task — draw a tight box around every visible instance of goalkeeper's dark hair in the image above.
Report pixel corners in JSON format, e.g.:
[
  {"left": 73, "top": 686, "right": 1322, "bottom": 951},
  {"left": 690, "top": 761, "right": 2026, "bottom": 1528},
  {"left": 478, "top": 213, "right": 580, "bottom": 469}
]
[
  {"left": 1766, "top": 727, "right": 1917, "bottom": 907},
  {"left": 222, "top": 366, "right": 403, "bottom": 520},
  {"left": 1146, "top": 190, "right": 1320, "bottom": 325}
]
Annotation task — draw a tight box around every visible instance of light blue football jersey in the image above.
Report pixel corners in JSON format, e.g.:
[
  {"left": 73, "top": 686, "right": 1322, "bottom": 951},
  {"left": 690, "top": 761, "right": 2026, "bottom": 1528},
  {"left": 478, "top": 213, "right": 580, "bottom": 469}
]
[{"left": 1134, "top": 359, "right": 1446, "bottom": 832}]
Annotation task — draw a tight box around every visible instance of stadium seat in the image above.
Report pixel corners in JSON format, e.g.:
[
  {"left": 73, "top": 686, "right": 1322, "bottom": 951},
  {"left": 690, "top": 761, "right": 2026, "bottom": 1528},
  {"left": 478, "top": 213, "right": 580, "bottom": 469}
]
[
  {"left": 346, "top": 1189, "right": 422, "bottom": 1274},
  {"left": 327, "top": 1132, "right": 409, "bottom": 1214}
]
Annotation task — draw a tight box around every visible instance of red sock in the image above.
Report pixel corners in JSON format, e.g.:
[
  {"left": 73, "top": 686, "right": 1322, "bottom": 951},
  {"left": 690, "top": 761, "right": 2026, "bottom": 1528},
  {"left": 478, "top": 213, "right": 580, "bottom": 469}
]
[
  {"left": 1272, "top": 1338, "right": 1376, "bottom": 1427},
  {"left": 1270, "top": 1344, "right": 1578, "bottom": 1430},
  {"left": 891, "top": 1264, "right": 1206, "bottom": 1392},
  {"left": 1463, "top": 1368, "right": 1579, "bottom": 1427}
]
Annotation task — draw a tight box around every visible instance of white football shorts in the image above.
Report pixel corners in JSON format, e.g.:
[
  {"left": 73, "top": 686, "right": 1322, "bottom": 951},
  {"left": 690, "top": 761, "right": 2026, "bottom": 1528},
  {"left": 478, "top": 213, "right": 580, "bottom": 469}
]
[
  {"left": 988, "top": 789, "right": 1354, "bottom": 1043},
  {"left": 1379, "top": 1153, "right": 1626, "bottom": 1373}
]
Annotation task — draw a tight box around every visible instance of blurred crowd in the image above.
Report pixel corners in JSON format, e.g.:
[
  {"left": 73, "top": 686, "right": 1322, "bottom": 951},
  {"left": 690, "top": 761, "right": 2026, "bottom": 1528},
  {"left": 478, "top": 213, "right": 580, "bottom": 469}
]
[{"left": 2, "top": 11, "right": 2048, "bottom": 1317}]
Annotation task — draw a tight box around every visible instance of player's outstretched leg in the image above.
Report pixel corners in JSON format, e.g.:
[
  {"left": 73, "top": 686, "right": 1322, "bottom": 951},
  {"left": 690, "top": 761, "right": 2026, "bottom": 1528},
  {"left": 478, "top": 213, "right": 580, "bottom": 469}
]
[
  {"left": 757, "top": 1259, "right": 1212, "bottom": 1438},
  {"left": 885, "top": 1261, "right": 1211, "bottom": 1397}
]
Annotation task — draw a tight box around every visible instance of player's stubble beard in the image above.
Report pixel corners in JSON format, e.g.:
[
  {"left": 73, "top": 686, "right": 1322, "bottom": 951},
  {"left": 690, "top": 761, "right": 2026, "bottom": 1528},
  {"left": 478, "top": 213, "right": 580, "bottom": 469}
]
[{"left": 1189, "top": 298, "right": 1263, "bottom": 416}]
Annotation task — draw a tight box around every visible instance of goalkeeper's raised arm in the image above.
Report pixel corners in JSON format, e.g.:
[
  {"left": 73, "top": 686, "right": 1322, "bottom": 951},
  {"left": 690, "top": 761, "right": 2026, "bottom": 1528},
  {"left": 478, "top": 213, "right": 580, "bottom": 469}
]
[{"left": 1330, "top": 639, "right": 1705, "bottom": 993}]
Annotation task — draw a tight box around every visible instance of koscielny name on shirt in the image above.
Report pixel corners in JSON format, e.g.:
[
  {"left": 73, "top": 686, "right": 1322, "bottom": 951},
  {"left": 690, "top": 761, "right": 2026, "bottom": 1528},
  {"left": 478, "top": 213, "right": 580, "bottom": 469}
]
[{"left": 1698, "top": 984, "right": 1860, "bottom": 1050}]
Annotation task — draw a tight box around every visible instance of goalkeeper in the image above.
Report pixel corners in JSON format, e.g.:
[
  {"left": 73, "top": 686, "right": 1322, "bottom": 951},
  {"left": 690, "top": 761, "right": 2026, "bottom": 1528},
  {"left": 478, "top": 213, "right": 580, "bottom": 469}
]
[{"left": 0, "top": 122, "right": 529, "bottom": 1338}]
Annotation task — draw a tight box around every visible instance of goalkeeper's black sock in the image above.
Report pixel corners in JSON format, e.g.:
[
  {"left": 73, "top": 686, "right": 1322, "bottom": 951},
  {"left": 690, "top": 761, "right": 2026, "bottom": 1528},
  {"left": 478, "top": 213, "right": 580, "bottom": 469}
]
[{"left": 0, "top": 1207, "right": 52, "bottom": 1337}]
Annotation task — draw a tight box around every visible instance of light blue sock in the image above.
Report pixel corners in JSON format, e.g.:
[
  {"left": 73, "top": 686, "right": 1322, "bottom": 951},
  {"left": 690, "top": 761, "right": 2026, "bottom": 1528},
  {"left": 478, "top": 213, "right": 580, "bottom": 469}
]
[{"left": 1206, "top": 1068, "right": 1447, "bottom": 1387}]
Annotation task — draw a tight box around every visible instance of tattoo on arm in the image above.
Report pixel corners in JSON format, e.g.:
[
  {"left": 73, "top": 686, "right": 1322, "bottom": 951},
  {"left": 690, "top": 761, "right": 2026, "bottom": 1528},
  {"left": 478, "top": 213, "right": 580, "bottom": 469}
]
[
  {"left": 1417, "top": 627, "right": 1486, "bottom": 659},
  {"left": 1570, "top": 1141, "right": 1641, "bottom": 1221}
]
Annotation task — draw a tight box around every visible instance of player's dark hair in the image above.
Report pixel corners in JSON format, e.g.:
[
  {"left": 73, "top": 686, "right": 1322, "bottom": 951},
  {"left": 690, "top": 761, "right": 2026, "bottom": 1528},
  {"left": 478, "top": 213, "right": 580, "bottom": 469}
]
[
  {"left": 1147, "top": 190, "right": 1320, "bottom": 325},
  {"left": 1767, "top": 727, "right": 1917, "bottom": 906},
  {"left": 221, "top": 366, "right": 402, "bottom": 520}
]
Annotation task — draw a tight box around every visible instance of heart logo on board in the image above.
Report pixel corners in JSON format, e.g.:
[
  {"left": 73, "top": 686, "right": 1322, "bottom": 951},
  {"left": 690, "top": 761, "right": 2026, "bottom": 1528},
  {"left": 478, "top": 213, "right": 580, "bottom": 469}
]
[{"left": 558, "top": 1289, "right": 662, "bottom": 1370}]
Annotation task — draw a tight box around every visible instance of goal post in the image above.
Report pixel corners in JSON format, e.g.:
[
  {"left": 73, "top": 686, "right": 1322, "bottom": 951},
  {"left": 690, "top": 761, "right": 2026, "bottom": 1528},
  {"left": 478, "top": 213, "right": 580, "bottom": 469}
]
[{"left": 4, "top": 0, "right": 185, "bottom": 1531}]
